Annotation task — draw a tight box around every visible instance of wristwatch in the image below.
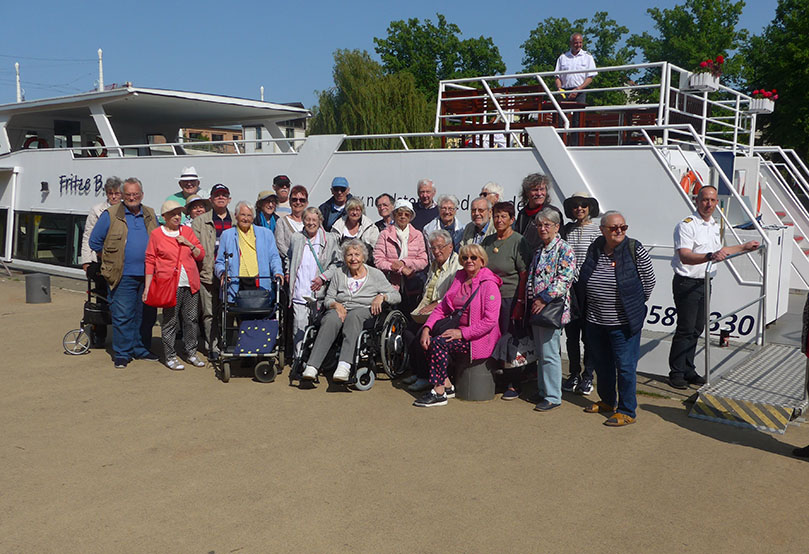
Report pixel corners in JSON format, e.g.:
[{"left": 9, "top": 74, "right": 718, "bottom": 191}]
[{"left": 706, "top": 251, "right": 714, "bottom": 262}]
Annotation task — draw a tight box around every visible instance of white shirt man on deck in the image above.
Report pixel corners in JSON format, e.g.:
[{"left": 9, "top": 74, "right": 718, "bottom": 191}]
[{"left": 554, "top": 33, "right": 597, "bottom": 103}]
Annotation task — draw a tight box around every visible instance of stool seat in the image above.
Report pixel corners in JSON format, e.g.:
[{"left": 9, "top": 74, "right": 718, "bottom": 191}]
[{"left": 455, "top": 358, "right": 495, "bottom": 401}]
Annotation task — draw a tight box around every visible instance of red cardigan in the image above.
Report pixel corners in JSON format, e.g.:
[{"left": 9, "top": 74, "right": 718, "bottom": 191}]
[{"left": 144, "top": 226, "right": 205, "bottom": 293}]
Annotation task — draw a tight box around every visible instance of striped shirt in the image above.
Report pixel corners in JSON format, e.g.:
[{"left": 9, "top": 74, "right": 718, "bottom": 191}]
[
  {"left": 585, "top": 241, "right": 656, "bottom": 326},
  {"left": 563, "top": 222, "right": 601, "bottom": 279}
]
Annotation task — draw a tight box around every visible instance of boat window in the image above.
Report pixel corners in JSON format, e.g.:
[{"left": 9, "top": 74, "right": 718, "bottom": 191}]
[
  {"left": 14, "top": 211, "right": 82, "bottom": 267},
  {"left": 147, "top": 134, "right": 173, "bottom": 156},
  {"left": 0, "top": 209, "right": 7, "bottom": 259},
  {"left": 54, "top": 120, "right": 82, "bottom": 156}
]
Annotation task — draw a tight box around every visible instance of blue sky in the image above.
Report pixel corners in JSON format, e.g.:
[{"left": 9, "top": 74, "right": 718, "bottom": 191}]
[{"left": 0, "top": 0, "right": 779, "bottom": 108}]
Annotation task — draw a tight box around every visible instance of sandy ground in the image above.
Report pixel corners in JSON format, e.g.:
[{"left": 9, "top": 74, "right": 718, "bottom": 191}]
[{"left": 1, "top": 275, "right": 808, "bottom": 554}]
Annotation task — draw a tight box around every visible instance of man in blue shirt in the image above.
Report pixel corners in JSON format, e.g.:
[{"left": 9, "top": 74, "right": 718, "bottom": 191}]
[{"left": 89, "top": 177, "right": 159, "bottom": 369}]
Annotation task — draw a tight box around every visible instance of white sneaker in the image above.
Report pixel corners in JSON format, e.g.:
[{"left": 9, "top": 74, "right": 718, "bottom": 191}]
[
  {"left": 333, "top": 363, "right": 351, "bottom": 382},
  {"left": 302, "top": 366, "right": 318, "bottom": 380},
  {"left": 187, "top": 355, "right": 205, "bottom": 368}
]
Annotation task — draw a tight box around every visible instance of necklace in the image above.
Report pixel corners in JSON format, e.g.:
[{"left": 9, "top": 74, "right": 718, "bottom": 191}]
[{"left": 492, "top": 230, "right": 512, "bottom": 253}]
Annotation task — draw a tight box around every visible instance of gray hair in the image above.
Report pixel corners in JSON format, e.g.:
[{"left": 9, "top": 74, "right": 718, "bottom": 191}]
[
  {"left": 482, "top": 181, "right": 503, "bottom": 199},
  {"left": 417, "top": 178, "right": 435, "bottom": 191},
  {"left": 123, "top": 177, "right": 143, "bottom": 191},
  {"left": 428, "top": 229, "right": 453, "bottom": 246},
  {"left": 234, "top": 200, "right": 256, "bottom": 218},
  {"left": 471, "top": 196, "right": 492, "bottom": 211},
  {"left": 437, "top": 194, "right": 459, "bottom": 209},
  {"left": 302, "top": 206, "right": 323, "bottom": 223},
  {"left": 104, "top": 176, "right": 123, "bottom": 193},
  {"left": 345, "top": 197, "right": 365, "bottom": 214},
  {"left": 570, "top": 32, "right": 583, "bottom": 42},
  {"left": 535, "top": 207, "right": 561, "bottom": 226},
  {"left": 341, "top": 239, "right": 368, "bottom": 263},
  {"left": 600, "top": 210, "right": 625, "bottom": 224},
  {"left": 521, "top": 173, "right": 551, "bottom": 205}
]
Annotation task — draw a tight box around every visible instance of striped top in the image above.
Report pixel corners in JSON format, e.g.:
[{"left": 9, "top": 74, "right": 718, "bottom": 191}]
[
  {"left": 562, "top": 222, "right": 601, "bottom": 279},
  {"left": 585, "top": 241, "right": 656, "bottom": 326}
]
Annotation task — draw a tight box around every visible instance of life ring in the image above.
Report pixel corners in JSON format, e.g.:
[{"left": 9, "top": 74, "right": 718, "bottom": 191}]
[
  {"left": 87, "top": 136, "right": 107, "bottom": 158},
  {"left": 680, "top": 170, "right": 703, "bottom": 195},
  {"left": 22, "top": 136, "right": 49, "bottom": 150}
]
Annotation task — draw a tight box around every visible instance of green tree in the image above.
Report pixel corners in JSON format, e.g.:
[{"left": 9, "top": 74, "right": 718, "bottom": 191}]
[
  {"left": 308, "top": 49, "right": 434, "bottom": 150},
  {"left": 373, "top": 13, "right": 506, "bottom": 98},
  {"left": 742, "top": 0, "right": 809, "bottom": 155},
  {"left": 629, "top": 0, "right": 748, "bottom": 86}
]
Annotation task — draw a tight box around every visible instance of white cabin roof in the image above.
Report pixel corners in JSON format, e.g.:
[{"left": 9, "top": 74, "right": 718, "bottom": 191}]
[{"left": 0, "top": 86, "right": 310, "bottom": 126}]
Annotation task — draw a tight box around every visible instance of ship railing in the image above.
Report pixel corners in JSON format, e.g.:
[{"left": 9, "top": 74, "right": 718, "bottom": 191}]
[
  {"left": 436, "top": 61, "right": 758, "bottom": 154},
  {"left": 57, "top": 136, "right": 307, "bottom": 158}
]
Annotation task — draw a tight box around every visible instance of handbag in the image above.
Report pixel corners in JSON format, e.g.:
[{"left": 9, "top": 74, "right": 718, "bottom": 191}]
[
  {"left": 234, "top": 288, "right": 273, "bottom": 311},
  {"left": 145, "top": 227, "right": 196, "bottom": 309},
  {"left": 429, "top": 284, "right": 480, "bottom": 337},
  {"left": 529, "top": 296, "right": 565, "bottom": 329},
  {"left": 493, "top": 329, "right": 537, "bottom": 368}
]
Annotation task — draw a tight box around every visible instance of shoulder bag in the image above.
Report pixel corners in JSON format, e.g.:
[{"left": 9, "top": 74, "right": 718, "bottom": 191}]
[{"left": 429, "top": 284, "right": 481, "bottom": 337}]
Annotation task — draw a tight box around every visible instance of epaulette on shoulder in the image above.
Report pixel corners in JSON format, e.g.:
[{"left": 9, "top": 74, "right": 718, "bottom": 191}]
[{"left": 682, "top": 217, "right": 693, "bottom": 223}]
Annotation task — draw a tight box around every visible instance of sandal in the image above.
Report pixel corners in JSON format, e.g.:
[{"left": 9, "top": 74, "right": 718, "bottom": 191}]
[
  {"left": 584, "top": 401, "right": 616, "bottom": 414},
  {"left": 604, "top": 413, "right": 636, "bottom": 426},
  {"left": 166, "top": 357, "right": 185, "bottom": 371},
  {"left": 187, "top": 355, "right": 205, "bottom": 368}
]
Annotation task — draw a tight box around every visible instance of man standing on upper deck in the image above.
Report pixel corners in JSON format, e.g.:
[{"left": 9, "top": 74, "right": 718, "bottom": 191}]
[
  {"left": 668, "top": 185, "right": 759, "bottom": 389},
  {"left": 554, "top": 33, "right": 597, "bottom": 104},
  {"left": 411, "top": 179, "right": 439, "bottom": 232}
]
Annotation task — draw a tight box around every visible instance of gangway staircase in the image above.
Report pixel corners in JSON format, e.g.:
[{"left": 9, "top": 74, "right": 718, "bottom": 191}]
[{"left": 690, "top": 343, "right": 808, "bottom": 434}]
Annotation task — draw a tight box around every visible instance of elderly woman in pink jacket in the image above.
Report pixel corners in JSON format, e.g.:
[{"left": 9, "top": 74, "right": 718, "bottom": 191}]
[
  {"left": 414, "top": 243, "right": 502, "bottom": 407},
  {"left": 373, "top": 198, "right": 429, "bottom": 311}
]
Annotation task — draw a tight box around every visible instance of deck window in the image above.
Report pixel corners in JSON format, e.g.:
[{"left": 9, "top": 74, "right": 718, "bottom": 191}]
[{"left": 14, "top": 211, "right": 83, "bottom": 267}]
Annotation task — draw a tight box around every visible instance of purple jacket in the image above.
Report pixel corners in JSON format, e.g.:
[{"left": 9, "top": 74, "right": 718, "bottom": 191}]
[{"left": 424, "top": 267, "right": 503, "bottom": 361}]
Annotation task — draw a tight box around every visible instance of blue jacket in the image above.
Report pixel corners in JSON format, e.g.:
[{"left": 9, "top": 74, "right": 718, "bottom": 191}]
[{"left": 215, "top": 225, "right": 283, "bottom": 302}]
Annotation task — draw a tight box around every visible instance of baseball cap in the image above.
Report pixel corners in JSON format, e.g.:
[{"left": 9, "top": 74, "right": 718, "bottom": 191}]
[
  {"left": 331, "top": 177, "right": 349, "bottom": 189},
  {"left": 210, "top": 183, "right": 230, "bottom": 196}
]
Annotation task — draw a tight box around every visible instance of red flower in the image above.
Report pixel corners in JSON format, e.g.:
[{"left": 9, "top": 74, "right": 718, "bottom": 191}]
[
  {"left": 774, "top": 95, "right": 779, "bottom": 100},
  {"left": 753, "top": 89, "right": 760, "bottom": 95},
  {"left": 700, "top": 61, "right": 708, "bottom": 68},
  {"left": 717, "top": 55, "right": 725, "bottom": 64},
  {"left": 764, "top": 91, "right": 772, "bottom": 97},
  {"left": 772, "top": 88, "right": 777, "bottom": 93}
]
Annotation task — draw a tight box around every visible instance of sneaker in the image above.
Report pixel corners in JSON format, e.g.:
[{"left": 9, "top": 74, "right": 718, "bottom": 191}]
[
  {"left": 413, "top": 390, "right": 448, "bottom": 407},
  {"left": 668, "top": 374, "right": 689, "bottom": 390},
  {"left": 333, "top": 365, "right": 351, "bottom": 382},
  {"left": 407, "top": 378, "right": 431, "bottom": 392},
  {"left": 575, "top": 377, "right": 594, "bottom": 395},
  {"left": 138, "top": 352, "right": 160, "bottom": 362},
  {"left": 302, "top": 366, "right": 318, "bottom": 380},
  {"left": 501, "top": 388, "right": 520, "bottom": 401},
  {"left": 187, "top": 355, "right": 205, "bottom": 368},
  {"left": 534, "top": 399, "right": 561, "bottom": 412},
  {"left": 401, "top": 374, "right": 419, "bottom": 385},
  {"left": 166, "top": 357, "right": 185, "bottom": 371},
  {"left": 445, "top": 386, "right": 456, "bottom": 399},
  {"left": 114, "top": 358, "right": 129, "bottom": 369},
  {"left": 562, "top": 373, "right": 580, "bottom": 392},
  {"left": 687, "top": 373, "right": 707, "bottom": 386}
]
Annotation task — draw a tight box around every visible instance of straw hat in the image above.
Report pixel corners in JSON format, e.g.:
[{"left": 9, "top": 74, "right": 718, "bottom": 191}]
[
  {"left": 178, "top": 166, "right": 200, "bottom": 181},
  {"left": 184, "top": 194, "right": 211, "bottom": 214},
  {"left": 160, "top": 200, "right": 184, "bottom": 216}
]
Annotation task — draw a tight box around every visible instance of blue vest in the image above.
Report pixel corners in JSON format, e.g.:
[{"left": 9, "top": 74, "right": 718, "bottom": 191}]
[{"left": 578, "top": 236, "right": 647, "bottom": 335}]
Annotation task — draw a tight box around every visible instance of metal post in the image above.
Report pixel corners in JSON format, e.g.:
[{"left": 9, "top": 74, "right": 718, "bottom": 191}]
[
  {"left": 15, "top": 62, "right": 22, "bottom": 103},
  {"left": 758, "top": 246, "right": 767, "bottom": 346},
  {"left": 97, "top": 49, "right": 103, "bottom": 92},
  {"left": 704, "top": 261, "right": 713, "bottom": 384}
]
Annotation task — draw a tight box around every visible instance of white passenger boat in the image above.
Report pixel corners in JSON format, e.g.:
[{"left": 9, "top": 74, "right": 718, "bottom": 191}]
[{"left": 1, "top": 62, "right": 806, "bottom": 430}]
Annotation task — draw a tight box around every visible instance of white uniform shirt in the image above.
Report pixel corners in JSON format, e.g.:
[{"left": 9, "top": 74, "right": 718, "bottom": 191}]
[
  {"left": 554, "top": 50, "right": 597, "bottom": 90},
  {"left": 671, "top": 211, "right": 721, "bottom": 278}
]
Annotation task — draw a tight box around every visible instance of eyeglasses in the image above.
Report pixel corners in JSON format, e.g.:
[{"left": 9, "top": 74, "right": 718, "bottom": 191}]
[
  {"left": 430, "top": 243, "right": 451, "bottom": 252},
  {"left": 470, "top": 208, "right": 487, "bottom": 214},
  {"left": 571, "top": 202, "right": 588, "bottom": 209},
  {"left": 332, "top": 187, "right": 347, "bottom": 193},
  {"left": 123, "top": 193, "right": 142, "bottom": 199},
  {"left": 290, "top": 197, "right": 307, "bottom": 203},
  {"left": 440, "top": 206, "right": 457, "bottom": 212},
  {"left": 602, "top": 224, "right": 629, "bottom": 233},
  {"left": 461, "top": 255, "right": 479, "bottom": 261},
  {"left": 537, "top": 221, "right": 558, "bottom": 228},
  {"left": 274, "top": 183, "right": 290, "bottom": 189}
]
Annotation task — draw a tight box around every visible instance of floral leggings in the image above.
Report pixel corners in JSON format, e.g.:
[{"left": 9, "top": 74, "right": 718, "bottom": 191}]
[{"left": 427, "top": 335, "right": 471, "bottom": 386}]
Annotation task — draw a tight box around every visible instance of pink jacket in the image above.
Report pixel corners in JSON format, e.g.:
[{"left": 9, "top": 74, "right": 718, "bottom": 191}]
[
  {"left": 373, "top": 224, "right": 428, "bottom": 290},
  {"left": 145, "top": 226, "right": 205, "bottom": 294},
  {"left": 424, "top": 267, "right": 502, "bottom": 361}
]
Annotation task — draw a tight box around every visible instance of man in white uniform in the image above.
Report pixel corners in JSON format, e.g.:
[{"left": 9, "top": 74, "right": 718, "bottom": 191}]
[
  {"left": 668, "top": 185, "right": 759, "bottom": 389},
  {"left": 554, "top": 33, "right": 597, "bottom": 104}
]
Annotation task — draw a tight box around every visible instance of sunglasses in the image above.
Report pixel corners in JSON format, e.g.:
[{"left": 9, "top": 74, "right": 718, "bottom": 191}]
[
  {"left": 571, "top": 202, "right": 589, "bottom": 209},
  {"left": 332, "top": 187, "right": 347, "bottom": 193},
  {"left": 290, "top": 197, "right": 307, "bottom": 203},
  {"left": 461, "top": 255, "right": 479, "bottom": 261},
  {"left": 603, "top": 224, "right": 629, "bottom": 233}
]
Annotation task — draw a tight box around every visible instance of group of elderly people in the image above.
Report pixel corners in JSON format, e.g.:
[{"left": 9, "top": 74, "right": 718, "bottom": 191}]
[{"left": 85, "top": 170, "right": 656, "bottom": 427}]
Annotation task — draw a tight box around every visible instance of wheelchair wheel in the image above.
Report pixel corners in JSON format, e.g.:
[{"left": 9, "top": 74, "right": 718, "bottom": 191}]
[
  {"left": 353, "top": 366, "right": 375, "bottom": 391},
  {"left": 254, "top": 359, "right": 277, "bottom": 383},
  {"left": 379, "top": 310, "right": 409, "bottom": 378},
  {"left": 221, "top": 361, "right": 231, "bottom": 383},
  {"left": 63, "top": 328, "right": 91, "bottom": 355}
]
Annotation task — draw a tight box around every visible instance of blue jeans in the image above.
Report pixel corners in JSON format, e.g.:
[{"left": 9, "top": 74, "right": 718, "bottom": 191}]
[
  {"left": 109, "top": 275, "right": 157, "bottom": 361},
  {"left": 532, "top": 325, "right": 562, "bottom": 404},
  {"left": 585, "top": 322, "right": 641, "bottom": 418}
]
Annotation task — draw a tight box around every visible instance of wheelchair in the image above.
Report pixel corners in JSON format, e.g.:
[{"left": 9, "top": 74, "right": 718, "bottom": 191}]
[
  {"left": 214, "top": 261, "right": 286, "bottom": 384},
  {"left": 288, "top": 302, "right": 409, "bottom": 391}
]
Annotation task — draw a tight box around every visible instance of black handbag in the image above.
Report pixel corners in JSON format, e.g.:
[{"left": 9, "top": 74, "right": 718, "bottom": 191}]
[
  {"left": 234, "top": 288, "right": 273, "bottom": 311},
  {"left": 429, "top": 285, "right": 480, "bottom": 337},
  {"left": 529, "top": 296, "right": 565, "bottom": 329}
]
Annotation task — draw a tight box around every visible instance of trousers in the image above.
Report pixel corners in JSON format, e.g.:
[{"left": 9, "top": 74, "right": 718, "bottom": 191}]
[
  {"left": 308, "top": 308, "right": 373, "bottom": 368},
  {"left": 669, "top": 274, "right": 705, "bottom": 379},
  {"left": 162, "top": 287, "right": 199, "bottom": 360},
  {"left": 109, "top": 275, "right": 156, "bottom": 360}
]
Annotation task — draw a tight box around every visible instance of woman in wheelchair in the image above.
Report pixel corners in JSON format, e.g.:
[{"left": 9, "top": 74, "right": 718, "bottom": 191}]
[
  {"left": 415, "top": 244, "right": 502, "bottom": 407},
  {"left": 302, "top": 239, "right": 401, "bottom": 383},
  {"left": 214, "top": 201, "right": 284, "bottom": 302}
]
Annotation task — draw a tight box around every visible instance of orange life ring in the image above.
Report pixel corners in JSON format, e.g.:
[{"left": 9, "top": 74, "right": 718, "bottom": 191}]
[
  {"left": 22, "top": 136, "right": 49, "bottom": 149},
  {"left": 87, "top": 136, "right": 107, "bottom": 158},
  {"left": 680, "top": 170, "right": 703, "bottom": 195}
]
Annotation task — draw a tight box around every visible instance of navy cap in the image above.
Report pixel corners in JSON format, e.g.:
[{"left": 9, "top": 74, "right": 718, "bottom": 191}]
[{"left": 210, "top": 183, "right": 230, "bottom": 195}]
